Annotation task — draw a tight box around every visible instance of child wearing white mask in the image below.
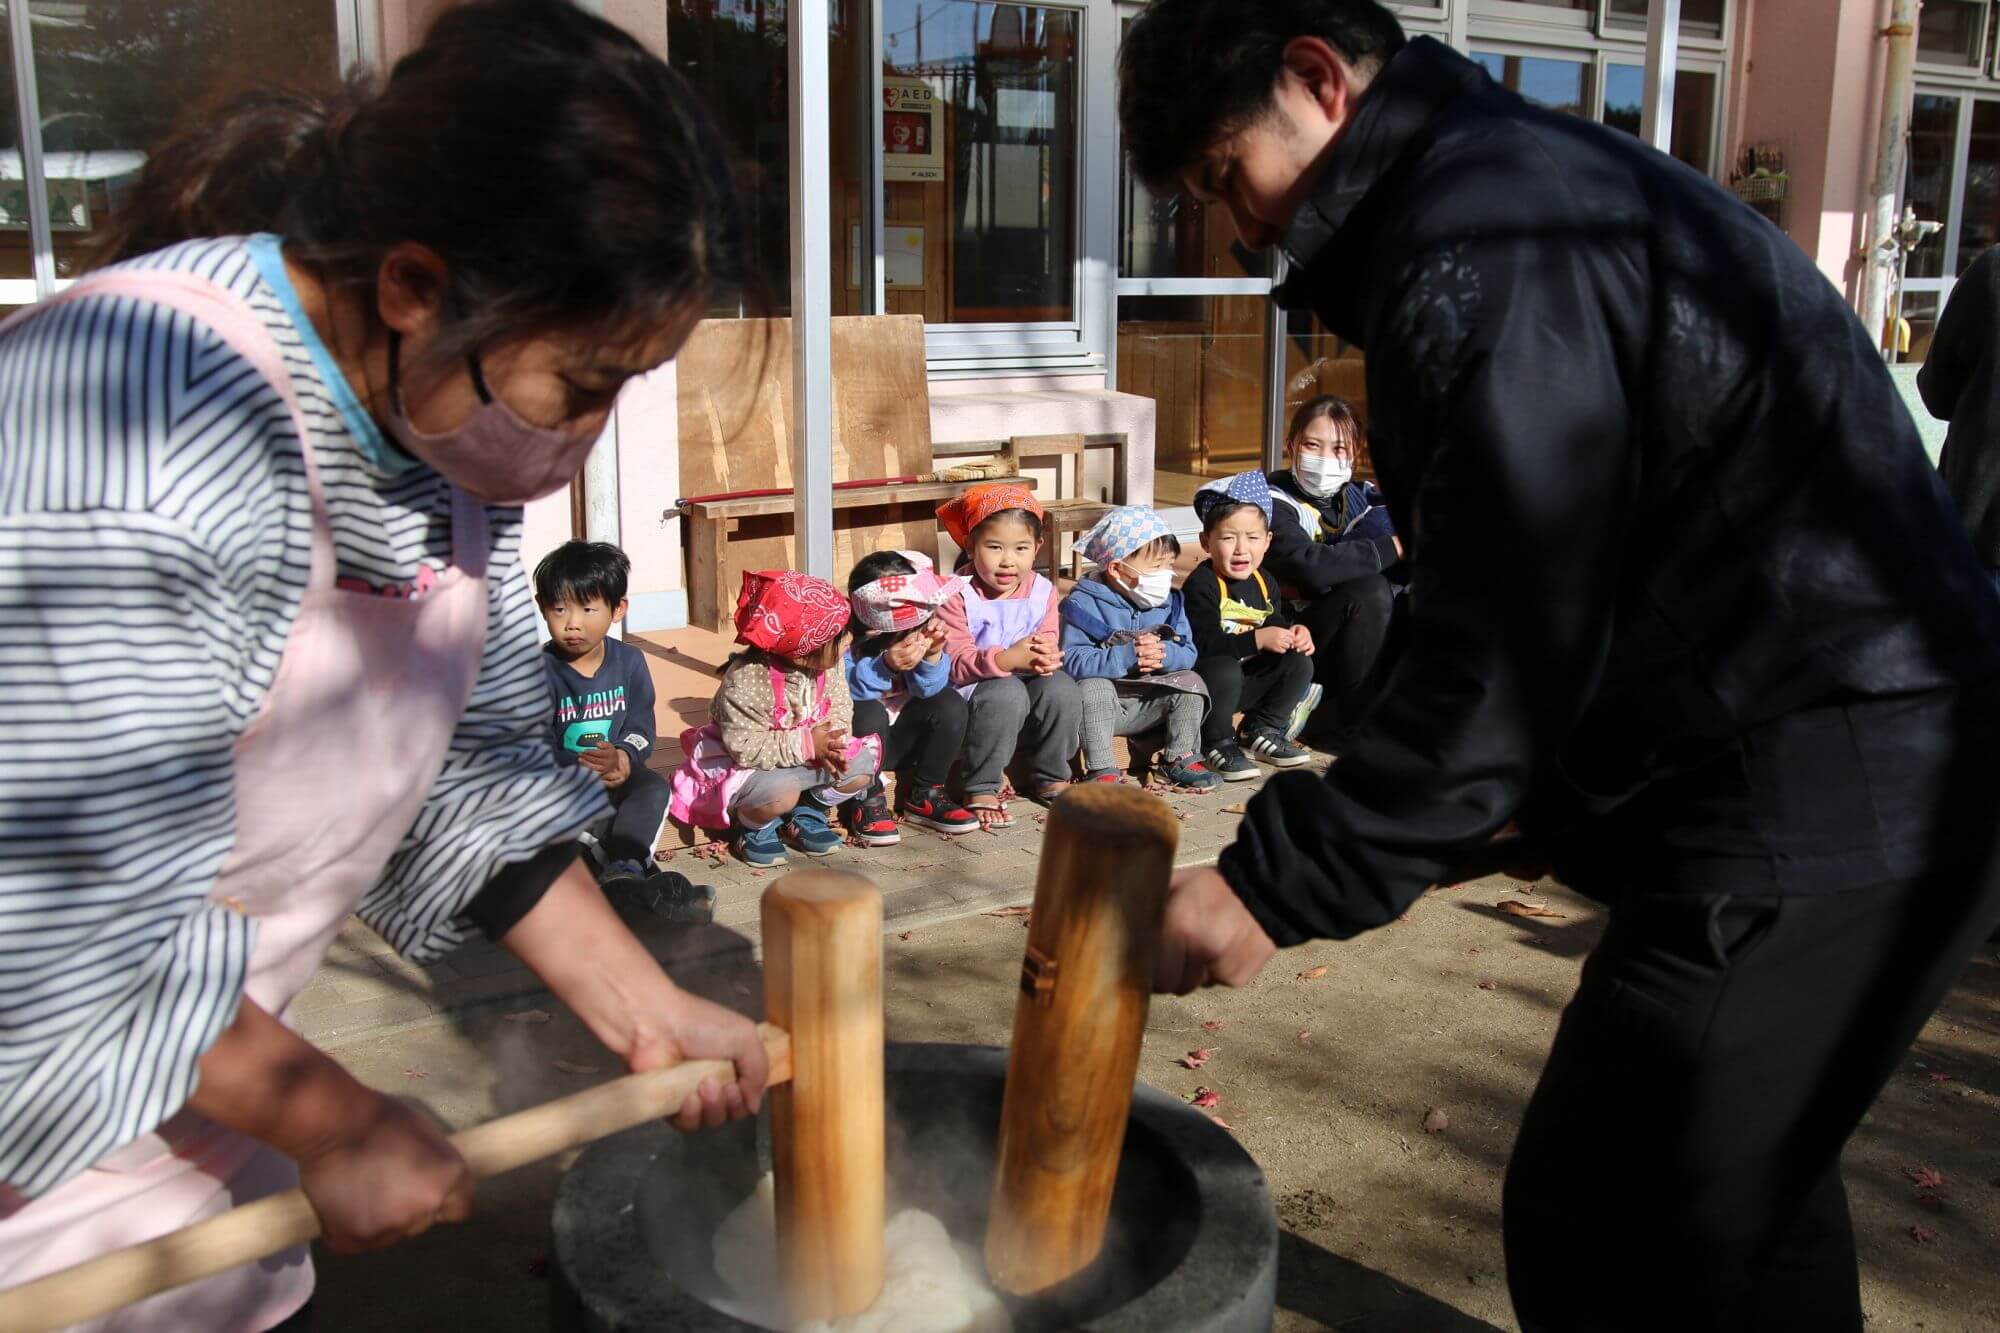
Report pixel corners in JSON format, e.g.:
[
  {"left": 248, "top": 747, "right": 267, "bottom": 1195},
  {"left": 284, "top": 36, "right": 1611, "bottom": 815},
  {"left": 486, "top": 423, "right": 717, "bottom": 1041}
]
[{"left": 1058, "top": 508, "right": 1222, "bottom": 790}]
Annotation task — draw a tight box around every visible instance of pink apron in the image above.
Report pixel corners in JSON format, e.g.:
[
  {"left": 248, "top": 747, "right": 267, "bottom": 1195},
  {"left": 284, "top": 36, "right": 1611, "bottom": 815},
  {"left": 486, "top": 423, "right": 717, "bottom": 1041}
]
[
  {"left": 955, "top": 574, "right": 1055, "bottom": 700},
  {"left": 670, "top": 665, "right": 881, "bottom": 830},
  {"left": 0, "top": 272, "right": 488, "bottom": 1329}
]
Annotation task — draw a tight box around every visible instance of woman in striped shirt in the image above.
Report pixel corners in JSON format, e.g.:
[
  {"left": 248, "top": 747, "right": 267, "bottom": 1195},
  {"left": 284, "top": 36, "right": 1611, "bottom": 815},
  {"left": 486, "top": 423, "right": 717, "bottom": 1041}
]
[{"left": 0, "top": 3, "right": 766, "bottom": 1327}]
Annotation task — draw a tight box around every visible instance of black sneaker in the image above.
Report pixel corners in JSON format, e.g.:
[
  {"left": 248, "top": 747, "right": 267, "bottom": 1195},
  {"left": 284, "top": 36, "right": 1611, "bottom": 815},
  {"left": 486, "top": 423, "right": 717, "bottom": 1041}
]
[
  {"left": 844, "top": 794, "right": 902, "bottom": 847},
  {"left": 1204, "top": 741, "right": 1260, "bottom": 783},
  {"left": 1242, "top": 728, "right": 1312, "bottom": 768},
  {"left": 633, "top": 869, "right": 716, "bottom": 925}
]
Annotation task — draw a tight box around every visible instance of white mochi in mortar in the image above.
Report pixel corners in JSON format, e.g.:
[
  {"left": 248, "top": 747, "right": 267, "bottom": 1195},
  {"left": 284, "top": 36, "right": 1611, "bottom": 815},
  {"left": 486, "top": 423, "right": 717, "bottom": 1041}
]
[{"left": 710, "top": 1173, "right": 1012, "bottom": 1333}]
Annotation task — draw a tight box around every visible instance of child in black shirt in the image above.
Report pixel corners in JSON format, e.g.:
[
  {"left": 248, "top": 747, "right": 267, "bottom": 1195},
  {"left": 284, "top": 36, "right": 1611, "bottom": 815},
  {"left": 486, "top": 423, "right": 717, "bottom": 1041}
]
[
  {"left": 1183, "top": 472, "right": 1318, "bottom": 779},
  {"left": 536, "top": 541, "right": 713, "bottom": 922}
]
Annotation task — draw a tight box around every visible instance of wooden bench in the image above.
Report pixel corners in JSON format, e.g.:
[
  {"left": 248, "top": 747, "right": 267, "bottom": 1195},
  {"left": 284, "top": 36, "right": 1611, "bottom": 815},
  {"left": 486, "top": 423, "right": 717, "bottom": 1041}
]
[{"left": 679, "top": 475, "right": 1033, "bottom": 632}]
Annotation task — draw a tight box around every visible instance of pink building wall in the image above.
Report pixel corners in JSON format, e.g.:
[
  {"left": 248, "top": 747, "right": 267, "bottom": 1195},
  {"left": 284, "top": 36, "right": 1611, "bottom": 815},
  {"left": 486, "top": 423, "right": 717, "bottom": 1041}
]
[{"left": 1733, "top": 0, "right": 1888, "bottom": 302}]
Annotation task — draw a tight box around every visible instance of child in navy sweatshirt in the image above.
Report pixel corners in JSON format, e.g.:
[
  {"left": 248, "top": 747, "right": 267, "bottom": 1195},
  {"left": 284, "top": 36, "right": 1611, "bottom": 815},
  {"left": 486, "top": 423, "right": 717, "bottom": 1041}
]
[{"left": 536, "top": 541, "right": 712, "bottom": 921}]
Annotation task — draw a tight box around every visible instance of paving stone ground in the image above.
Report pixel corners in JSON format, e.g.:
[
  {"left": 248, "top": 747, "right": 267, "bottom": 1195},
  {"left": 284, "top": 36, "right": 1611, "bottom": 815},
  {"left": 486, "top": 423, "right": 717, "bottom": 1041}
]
[{"left": 294, "top": 758, "right": 1313, "bottom": 1047}]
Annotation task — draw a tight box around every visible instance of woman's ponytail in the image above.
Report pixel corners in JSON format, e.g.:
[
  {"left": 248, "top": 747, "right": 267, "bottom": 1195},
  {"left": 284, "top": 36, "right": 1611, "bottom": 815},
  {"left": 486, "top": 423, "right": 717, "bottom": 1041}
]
[{"left": 87, "top": 80, "right": 369, "bottom": 270}]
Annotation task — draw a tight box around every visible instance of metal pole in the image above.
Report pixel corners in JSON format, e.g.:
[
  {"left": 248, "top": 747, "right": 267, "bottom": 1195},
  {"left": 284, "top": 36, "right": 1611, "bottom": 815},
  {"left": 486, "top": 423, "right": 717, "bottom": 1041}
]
[
  {"left": 1640, "top": 0, "right": 1681, "bottom": 153},
  {"left": 1859, "top": 0, "right": 1920, "bottom": 358},
  {"left": 790, "top": 0, "right": 836, "bottom": 579},
  {"left": 8, "top": 0, "right": 57, "bottom": 300},
  {"left": 865, "top": 0, "right": 885, "bottom": 313}
]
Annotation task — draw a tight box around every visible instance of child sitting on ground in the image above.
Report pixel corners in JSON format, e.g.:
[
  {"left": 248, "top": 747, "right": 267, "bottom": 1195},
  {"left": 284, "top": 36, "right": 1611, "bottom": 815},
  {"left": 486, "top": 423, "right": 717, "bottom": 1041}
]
[
  {"left": 670, "top": 570, "right": 882, "bottom": 868},
  {"left": 1059, "top": 508, "right": 1222, "bottom": 791},
  {"left": 536, "top": 540, "right": 713, "bottom": 922},
  {"left": 933, "top": 484, "right": 1083, "bottom": 829},
  {"left": 1185, "top": 473, "right": 1319, "bottom": 780},
  {"left": 844, "top": 551, "right": 981, "bottom": 842}
]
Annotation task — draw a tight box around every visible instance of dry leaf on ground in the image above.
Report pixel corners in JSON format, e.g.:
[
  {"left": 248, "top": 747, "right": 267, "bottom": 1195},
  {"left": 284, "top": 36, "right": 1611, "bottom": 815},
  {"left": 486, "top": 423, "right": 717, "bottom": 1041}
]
[
  {"left": 1297, "top": 1030, "right": 1312, "bottom": 1043},
  {"left": 983, "top": 905, "right": 1032, "bottom": 918},
  {"left": 1909, "top": 1225, "right": 1938, "bottom": 1244},
  {"left": 1422, "top": 1107, "right": 1450, "bottom": 1134},
  {"left": 1908, "top": 1166, "right": 1949, "bottom": 1191},
  {"left": 1477, "top": 980, "right": 1497, "bottom": 991},
  {"left": 1496, "top": 900, "right": 1567, "bottom": 920},
  {"left": 502, "top": 1009, "right": 551, "bottom": 1024},
  {"left": 1191, "top": 1088, "right": 1220, "bottom": 1109},
  {"left": 1202, "top": 1020, "right": 1225, "bottom": 1032},
  {"left": 1925, "top": 1071, "right": 1955, "bottom": 1084},
  {"left": 1915, "top": 1192, "right": 1946, "bottom": 1210},
  {"left": 403, "top": 1067, "right": 428, "bottom": 1080},
  {"left": 1298, "top": 965, "right": 1330, "bottom": 981},
  {"left": 552, "top": 1060, "right": 599, "bottom": 1075},
  {"left": 1179, "top": 1048, "right": 1215, "bottom": 1070},
  {"left": 899, "top": 931, "right": 913, "bottom": 941},
  {"left": 1222, "top": 803, "right": 1248, "bottom": 815}
]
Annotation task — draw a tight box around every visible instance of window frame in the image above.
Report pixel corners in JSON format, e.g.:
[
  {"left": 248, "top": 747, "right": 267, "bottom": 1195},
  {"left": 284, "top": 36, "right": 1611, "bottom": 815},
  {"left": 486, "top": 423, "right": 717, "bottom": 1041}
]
[
  {"left": 1463, "top": 35, "right": 1723, "bottom": 176},
  {"left": 1911, "top": 0, "right": 1992, "bottom": 79},
  {"left": 1467, "top": 0, "right": 1731, "bottom": 56},
  {"left": 878, "top": 0, "right": 1108, "bottom": 376},
  {"left": 0, "top": 0, "right": 374, "bottom": 306}
]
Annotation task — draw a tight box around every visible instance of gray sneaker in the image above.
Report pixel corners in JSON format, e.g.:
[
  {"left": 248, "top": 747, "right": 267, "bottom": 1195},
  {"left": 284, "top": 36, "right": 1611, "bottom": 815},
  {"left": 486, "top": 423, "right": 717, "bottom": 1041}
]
[{"left": 1284, "top": 683, "right": 1325, "bottom": 743}]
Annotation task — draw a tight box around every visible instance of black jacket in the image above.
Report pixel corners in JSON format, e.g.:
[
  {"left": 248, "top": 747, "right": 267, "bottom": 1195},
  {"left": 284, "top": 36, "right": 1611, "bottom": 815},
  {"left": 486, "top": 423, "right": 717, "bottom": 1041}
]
[
  {"left": 1264, "top": 471, "right": 1401, "bottom": 596},
  {"left": 1918, "top": 245, "right": 2000, "bottom": 565},
  {"left": 1221, "top": 39, "right": 2000, "bottom": 946}
]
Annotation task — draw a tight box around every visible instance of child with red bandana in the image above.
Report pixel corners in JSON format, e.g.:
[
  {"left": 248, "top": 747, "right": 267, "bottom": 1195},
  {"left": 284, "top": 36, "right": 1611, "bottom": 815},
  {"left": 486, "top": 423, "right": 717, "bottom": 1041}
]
[{"left": 670, "top": 570, "right": 882, "bottom": 867}]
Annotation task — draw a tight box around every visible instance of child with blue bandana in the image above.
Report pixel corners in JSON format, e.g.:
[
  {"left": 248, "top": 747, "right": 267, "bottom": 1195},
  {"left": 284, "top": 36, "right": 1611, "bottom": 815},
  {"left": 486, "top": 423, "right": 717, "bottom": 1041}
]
[
  {"left": 1059, "top": 507, "right": 1223, "bottom": 790},
  {"left": 1185, "top": 472, "right": 1319, "bottom": 779}
]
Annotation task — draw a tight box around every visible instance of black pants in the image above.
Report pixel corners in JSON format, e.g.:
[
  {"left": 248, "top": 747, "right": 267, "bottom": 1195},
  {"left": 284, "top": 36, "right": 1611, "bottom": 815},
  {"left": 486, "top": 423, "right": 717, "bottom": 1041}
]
[
  {"left": 1505, "top": 867, "right": 2000, "bottom": 1331},
  {"left": 594, "top": 763, "right": 671, "bottom": 864},
  {"left": 1294, "top": 574, "right": 1396, "bottom": 745},
  {"left": 1194, "top": 650, "right": 1314, "bottom": 748},
  {"left": 852, "top": 689, "right": 969, "bottom": 793}
]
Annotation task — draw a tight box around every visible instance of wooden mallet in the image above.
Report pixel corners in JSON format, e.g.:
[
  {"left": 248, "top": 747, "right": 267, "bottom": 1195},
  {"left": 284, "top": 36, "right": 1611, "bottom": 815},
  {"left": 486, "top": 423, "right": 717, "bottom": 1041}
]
[
  {"left": 761, "top": 868, "right": 888, "bottom": 1324},
  {"left": 984, "top": 784, "right": 1180, "bottom": 1295},
  {"left": 0, "top": 1025, "right": 792, "bottom": 1333}
]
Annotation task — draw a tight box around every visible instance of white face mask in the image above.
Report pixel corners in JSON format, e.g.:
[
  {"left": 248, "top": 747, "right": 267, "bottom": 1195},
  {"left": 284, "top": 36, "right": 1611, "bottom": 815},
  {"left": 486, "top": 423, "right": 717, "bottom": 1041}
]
[
  {"left": 1121, "top": 566, "right": 1176, "bottom": 610},
  {"left": 1296, "top": 453, "right": 1353, "bottom": 497}
]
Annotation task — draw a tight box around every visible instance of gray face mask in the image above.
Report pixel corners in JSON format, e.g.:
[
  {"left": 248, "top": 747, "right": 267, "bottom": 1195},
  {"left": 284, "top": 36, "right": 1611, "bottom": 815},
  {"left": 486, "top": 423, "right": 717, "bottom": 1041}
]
[{"left": 383, "top": 333, "right": 603, "bottom": 506}]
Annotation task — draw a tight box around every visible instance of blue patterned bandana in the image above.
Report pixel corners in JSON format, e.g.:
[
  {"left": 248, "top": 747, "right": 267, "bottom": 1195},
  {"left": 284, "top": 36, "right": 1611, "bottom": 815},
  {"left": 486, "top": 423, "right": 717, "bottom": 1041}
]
[
  {"left": 1080, "top": 506, "right": 1174, "bottom": 569},
  {"left": 1193, "top": 471, "right": 1274, "bottom": 527}
]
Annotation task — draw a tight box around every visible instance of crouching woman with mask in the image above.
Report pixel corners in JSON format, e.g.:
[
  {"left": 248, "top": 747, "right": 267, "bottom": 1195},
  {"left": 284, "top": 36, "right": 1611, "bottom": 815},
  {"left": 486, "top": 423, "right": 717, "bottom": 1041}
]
[{"left": 1265, "top": 395, "right": 1403, "bottom": 753}]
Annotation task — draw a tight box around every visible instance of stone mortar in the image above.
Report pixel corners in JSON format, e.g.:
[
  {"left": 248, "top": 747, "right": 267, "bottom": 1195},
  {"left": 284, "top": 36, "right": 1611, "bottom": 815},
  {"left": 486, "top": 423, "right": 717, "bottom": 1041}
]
[{"left": 551, "top": 1042, "right": 1277, "bottom": 1332}]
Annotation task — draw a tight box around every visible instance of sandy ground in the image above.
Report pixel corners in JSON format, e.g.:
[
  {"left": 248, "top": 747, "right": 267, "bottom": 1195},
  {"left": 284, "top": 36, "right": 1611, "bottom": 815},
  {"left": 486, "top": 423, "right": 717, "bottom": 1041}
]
[{"left": 311, "top": 876, "right": 2000, "bottom": 1331}]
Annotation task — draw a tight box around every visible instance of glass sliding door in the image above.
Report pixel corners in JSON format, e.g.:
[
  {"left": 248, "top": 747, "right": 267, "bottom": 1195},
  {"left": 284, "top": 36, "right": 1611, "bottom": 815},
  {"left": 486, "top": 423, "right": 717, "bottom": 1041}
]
[
  {"left": 1110, "top": 3, "right": 1275, "bottom": 514},
  {"left": 1899, "top": 89, "right": 2000, "bottom": 362}
]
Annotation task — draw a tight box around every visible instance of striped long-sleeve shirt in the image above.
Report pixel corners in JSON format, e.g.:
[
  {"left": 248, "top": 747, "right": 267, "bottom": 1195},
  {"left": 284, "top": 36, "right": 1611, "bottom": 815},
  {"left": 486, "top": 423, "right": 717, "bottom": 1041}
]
[{"left": 0, "top": 236, "right": 606, "bottom": 1200}]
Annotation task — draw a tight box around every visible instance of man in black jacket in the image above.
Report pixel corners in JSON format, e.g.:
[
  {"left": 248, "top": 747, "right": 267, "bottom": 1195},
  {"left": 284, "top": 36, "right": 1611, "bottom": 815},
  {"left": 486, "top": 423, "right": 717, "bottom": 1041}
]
[
  {"left": 1918, "top": 243, "right": 2000, "bottom": 594},
  {"left": 1121, "top": 3, "right": 2000, "bottom": 1329}
]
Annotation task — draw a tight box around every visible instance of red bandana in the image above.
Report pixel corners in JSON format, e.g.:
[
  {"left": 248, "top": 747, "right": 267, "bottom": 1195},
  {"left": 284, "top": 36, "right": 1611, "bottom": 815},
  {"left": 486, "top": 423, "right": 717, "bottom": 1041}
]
[{"left": 733, "top": 570, "right": 851, "bottom": 659}]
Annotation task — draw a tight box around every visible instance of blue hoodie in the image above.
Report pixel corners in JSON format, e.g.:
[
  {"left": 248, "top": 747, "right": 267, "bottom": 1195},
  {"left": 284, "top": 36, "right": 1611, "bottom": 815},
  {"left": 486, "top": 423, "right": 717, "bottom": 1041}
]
[
  {"left": 1059, "top": 573, "right": 1200, "bottom": 680},
  {"left": 845, "top": 644, "right": 952, "bottom": 703}
]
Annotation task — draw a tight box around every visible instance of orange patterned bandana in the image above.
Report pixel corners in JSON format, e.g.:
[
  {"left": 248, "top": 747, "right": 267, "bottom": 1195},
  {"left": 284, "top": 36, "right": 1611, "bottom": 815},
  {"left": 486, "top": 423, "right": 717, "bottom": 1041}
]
[{"left": 936, "top": 483, "right": 1043, "bottom": 549}]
